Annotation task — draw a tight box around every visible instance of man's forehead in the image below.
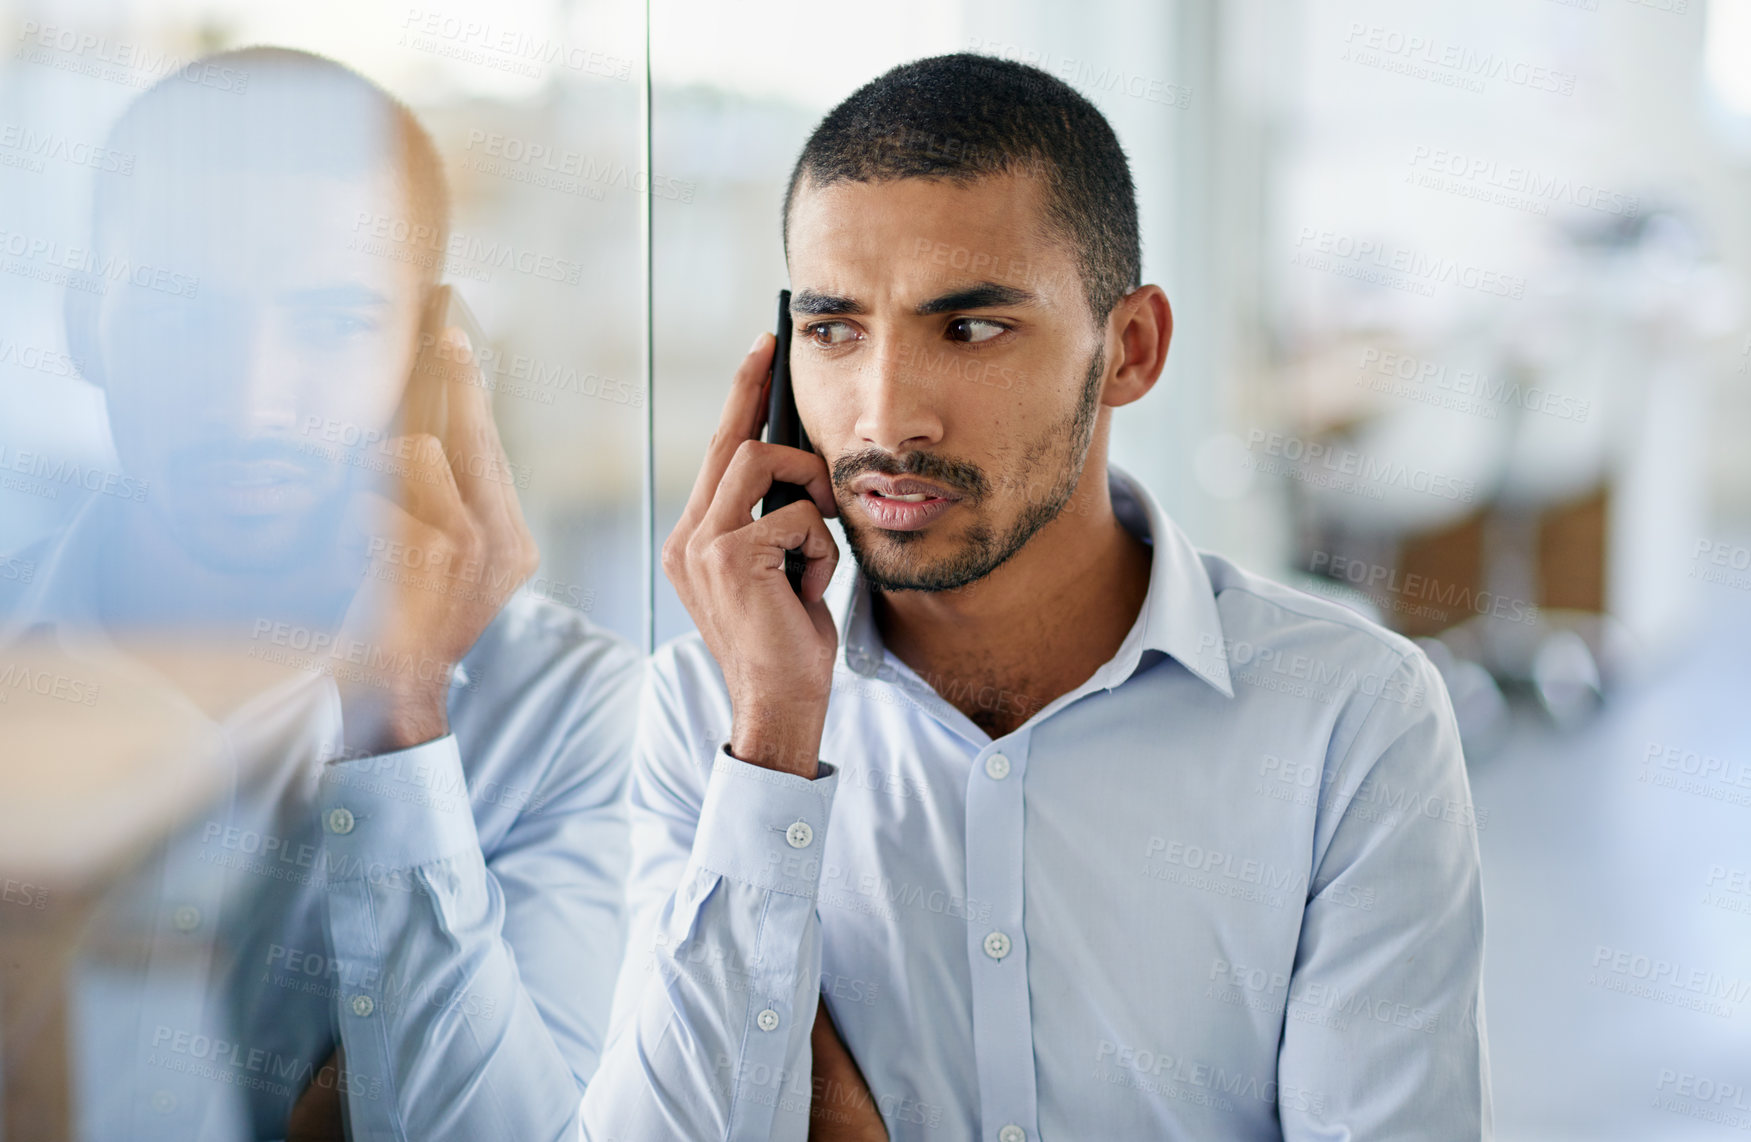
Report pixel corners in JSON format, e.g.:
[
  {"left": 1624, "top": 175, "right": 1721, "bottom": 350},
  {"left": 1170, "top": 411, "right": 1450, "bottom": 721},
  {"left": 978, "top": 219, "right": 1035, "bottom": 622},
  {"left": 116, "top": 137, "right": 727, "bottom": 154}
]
[
  {"left": 118, "top": 164, "right": 402, "bottom": 233},
  {"left": 786, "top": 173, "right": 1077, "bottom": 302},
  {"left": 107, "top": 165, "right": 419, "bottom": 292}
]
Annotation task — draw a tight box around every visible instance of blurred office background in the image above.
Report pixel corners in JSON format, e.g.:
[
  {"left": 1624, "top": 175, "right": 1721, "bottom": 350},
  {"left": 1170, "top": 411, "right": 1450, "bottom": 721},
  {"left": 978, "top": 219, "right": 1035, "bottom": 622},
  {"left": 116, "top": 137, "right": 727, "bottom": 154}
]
[{"left": 3, "top": 0, "right": 1750, "bottom": 1137}]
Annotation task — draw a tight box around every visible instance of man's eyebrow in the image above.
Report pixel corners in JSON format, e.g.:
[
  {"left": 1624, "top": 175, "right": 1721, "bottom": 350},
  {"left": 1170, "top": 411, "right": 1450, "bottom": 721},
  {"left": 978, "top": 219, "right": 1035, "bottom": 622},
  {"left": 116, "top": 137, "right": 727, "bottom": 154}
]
[
  {"left": 284, "top": 285, "right": 392, "bottom": 307},
  {"left": 790, "top": 289, "right": 861, "bottom": 317},
  {"left": 791, "top": 282, "right": 1040, "bottom": 318},
  {"left": 914, "top": 282, "right": 1037, "bottom": 315}
]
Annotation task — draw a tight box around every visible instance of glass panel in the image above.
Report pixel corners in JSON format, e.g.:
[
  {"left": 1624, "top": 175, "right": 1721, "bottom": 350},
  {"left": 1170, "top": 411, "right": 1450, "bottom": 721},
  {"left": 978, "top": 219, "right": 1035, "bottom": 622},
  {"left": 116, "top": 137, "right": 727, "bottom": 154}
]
[{"left": 0, "top": 0, "right": 646, "bottom": 1133}]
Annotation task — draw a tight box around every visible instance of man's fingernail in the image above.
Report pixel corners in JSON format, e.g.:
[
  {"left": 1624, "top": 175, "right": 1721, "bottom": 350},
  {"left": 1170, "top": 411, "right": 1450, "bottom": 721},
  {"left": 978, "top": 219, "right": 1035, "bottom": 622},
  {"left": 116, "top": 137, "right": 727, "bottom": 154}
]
[
  {"left": 750, "top": 331, "right": 766, "bottom": 354},
  {"left": 446, "top": 327, "right": 473, "bottom": 356}
]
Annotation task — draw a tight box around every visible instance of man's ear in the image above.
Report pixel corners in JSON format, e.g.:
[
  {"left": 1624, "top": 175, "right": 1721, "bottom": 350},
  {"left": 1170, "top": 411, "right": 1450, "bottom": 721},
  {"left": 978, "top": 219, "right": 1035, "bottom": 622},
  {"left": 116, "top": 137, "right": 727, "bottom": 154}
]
[
  {"left": 63, "top": 275, "right": 106, "bottom": 388},
  {"left": 1103, "top": 284, "right": 1171, "bottom": 409}
]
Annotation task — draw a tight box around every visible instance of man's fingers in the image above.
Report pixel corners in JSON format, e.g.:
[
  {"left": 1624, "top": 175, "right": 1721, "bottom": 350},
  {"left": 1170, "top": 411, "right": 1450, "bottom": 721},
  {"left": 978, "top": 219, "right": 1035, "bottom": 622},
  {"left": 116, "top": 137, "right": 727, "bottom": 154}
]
[
  {"left": 400, "top": 321, "right": 451, "bottom": 440},
  {"left": 699, "top": 439, "right": 837, "bottom": 540},
  {"left": 337, "top": 491, "right": 465, "bottom": 655},
  {"left": 342, "top": 490, "right": 437, "bottom": 551},
  {"left": 418, "top": 326, "right": 536, "bottom": 585},
  {"left": 431, "top": 327, "right": 521, "bottom": 518},
  {"left": 378, "top": 432, "right": 463, "bottom": 526},
  {"left": 807, "top": 998, "right": 887, "bottom": 1141},
  {"left": 676, "top": 332, "right": 776, "bottom": 535},
  {"left": 285, "top": 1046, "right": 346, "bottom": 1142},
  {"left": 340, "top": 490, "right": 453, "bottom": 600},
  {"left": 725, "top": 500, "right": 839, "bottom": 601},
  {"left": 747, "top": 500, "right": 838, "bottom": 561}
]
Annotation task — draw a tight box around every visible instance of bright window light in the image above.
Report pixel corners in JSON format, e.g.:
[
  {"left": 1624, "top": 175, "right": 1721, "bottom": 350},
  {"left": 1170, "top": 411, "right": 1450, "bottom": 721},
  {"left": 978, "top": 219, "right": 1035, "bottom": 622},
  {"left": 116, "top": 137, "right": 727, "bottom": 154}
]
[{"left": 1707, "top": 0, "right": 1751, "bottom": 115}]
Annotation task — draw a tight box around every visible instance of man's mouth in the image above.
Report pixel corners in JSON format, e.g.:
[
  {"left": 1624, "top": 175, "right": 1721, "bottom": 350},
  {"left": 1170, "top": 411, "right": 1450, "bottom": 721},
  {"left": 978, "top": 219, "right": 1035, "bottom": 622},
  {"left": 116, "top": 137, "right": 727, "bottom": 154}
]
[
  {"left": 851, "top": 475, "right": 962, "bottom": 531},
  {"left": 188, "top": 459, "right": 320, "bottom": 516}
]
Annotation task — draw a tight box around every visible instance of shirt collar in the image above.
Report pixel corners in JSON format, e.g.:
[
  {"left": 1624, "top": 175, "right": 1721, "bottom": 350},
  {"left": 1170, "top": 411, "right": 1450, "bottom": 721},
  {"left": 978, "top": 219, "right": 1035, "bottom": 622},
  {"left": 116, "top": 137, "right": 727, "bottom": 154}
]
[
  {"left": 3, "top": 495, "right": 107, "bottom": 645},
  {"left": 836, "top": 464, "right": 1233, "bottom": 698}
]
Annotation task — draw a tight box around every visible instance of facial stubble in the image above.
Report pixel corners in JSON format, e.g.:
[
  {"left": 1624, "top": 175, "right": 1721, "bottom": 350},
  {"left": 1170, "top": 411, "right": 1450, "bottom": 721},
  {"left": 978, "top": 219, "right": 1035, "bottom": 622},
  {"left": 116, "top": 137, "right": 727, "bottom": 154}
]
[{"left": 840, "top": 344, "right": 1106, "bottom": 593}]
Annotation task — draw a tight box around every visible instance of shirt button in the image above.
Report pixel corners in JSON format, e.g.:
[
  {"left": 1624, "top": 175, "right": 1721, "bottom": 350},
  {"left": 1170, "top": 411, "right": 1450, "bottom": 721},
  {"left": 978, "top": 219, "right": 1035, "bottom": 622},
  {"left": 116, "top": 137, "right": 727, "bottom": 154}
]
[
  {"left": 756, "top": 1007, "right": 780, "bottom": 1032},
  {"left": 350, "top": 994, "right": 375, "bottom": 1017},
  {"left": 326, "top": 807, "right": 355, "bottom": 835},
  {"left": 984, "top": 753, "right": 1011, "bottom": 780},
  {"left": 150, "top": 1089, "right": 177, "bottom": 1114},
  {"left": 983, "top": 931, "right": 1012, "bottom": 960},
  {"left": 785, "top": 821, "right": 814, "bottom": 849},
  {"left": 999, "top": 1126, "right": 1027, "bottom": 1142},
  {"left": 171, "top": 905, "right": 201, "bottom": 932}
]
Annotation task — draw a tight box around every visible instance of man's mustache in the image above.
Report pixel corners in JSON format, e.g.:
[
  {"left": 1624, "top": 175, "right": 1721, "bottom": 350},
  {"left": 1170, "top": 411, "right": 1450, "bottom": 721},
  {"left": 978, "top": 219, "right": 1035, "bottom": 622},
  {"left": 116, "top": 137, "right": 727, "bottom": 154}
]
[
  {"left": 831, "top": 448, "right": 988, "bottom": 502},
  {"left": 166, "top": 436, "right": 330, "bottom": 486}
]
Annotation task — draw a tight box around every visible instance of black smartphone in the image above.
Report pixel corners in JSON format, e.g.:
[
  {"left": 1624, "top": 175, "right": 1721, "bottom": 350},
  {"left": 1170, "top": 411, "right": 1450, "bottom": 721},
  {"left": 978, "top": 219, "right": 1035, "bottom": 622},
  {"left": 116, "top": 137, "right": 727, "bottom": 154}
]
[{"left": 760, "top": 288, "right": 812, "bottom": 595}]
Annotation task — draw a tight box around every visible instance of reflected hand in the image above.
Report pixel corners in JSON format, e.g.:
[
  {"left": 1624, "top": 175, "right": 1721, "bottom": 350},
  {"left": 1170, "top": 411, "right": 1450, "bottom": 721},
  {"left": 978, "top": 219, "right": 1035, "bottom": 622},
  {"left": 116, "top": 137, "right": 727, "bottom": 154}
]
[
  {"left": 285, "top": 1047, "right": 346, "bottom": 1142},
  {"left": 809, "top": 998, "right": 888, "bottom": 1141},
  {"left": 335, "top": 328, "right": 539, "bottom": 754},
  {"left": 661, "top": 332, "right": 840, "bottom": 778}
]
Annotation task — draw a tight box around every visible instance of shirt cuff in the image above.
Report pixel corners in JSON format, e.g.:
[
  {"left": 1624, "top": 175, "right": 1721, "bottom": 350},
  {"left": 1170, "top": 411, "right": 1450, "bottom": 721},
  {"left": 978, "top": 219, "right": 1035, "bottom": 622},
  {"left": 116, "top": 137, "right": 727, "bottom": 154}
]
[
  {"left": 689, "top": 745, "right": 837, "bottom": 898},
  {"left": 316, "top": 734, "right": 481, "bottom": 877}
]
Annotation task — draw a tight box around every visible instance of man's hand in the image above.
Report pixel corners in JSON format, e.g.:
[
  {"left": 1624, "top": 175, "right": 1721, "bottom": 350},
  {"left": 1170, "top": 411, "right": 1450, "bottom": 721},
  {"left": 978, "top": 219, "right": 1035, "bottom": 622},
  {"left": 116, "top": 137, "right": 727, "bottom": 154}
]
[
  {"left": 661, "top": 332, "right": 840, "bottom": 778},
  {"left": 336, "top": 328, "right": 539, "bottom": 755},
  {"left": 285, "top": 1047, "right": 347, "bottom": 1142},
  {"left": 809, "top": 998, "right": 888, "bottom": 1141}
]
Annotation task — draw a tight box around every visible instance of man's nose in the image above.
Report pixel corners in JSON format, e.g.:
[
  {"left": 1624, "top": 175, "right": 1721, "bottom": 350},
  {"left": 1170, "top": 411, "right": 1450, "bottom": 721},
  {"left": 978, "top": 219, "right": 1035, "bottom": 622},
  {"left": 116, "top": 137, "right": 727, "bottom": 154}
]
[
  {"left": 853, "top": 337, "right": 944, "bottom": 454},
  {"left": 201, "top": 314, "right": 302, "bottom": 436}
]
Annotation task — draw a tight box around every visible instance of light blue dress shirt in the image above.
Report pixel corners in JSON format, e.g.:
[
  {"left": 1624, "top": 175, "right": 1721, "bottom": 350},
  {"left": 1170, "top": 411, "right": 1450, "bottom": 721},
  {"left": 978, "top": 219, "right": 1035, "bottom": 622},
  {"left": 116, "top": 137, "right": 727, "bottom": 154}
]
[
  {"left": 1, "top": 498, "right": 641, "bottom": 1141},
  {"left": 589, "top": 466, "right": 1490, "bottom": 1141}
]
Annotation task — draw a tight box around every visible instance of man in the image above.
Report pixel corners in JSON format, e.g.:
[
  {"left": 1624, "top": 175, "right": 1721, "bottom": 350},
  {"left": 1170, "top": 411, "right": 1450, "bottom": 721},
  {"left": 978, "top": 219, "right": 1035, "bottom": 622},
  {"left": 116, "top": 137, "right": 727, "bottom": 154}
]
[
  {"left": 2, "top": 49, "right": 639, "bottom": 1139},
  {"left": 594, "top": 53, "right": 1490, "bottom": 1140}
]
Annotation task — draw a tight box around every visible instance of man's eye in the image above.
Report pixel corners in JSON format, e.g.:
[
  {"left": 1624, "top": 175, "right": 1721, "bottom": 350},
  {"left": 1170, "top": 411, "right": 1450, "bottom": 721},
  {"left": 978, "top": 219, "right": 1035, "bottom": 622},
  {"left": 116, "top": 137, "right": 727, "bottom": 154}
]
[
  {"left": 293, "top": 311, "right": 377, "bottom": 344},
  {"left": 946, "top": 318, "right": 1008, "bottom": 344},
  {"left": 806, "top": 321, "right": 859, "bottom": 346}
]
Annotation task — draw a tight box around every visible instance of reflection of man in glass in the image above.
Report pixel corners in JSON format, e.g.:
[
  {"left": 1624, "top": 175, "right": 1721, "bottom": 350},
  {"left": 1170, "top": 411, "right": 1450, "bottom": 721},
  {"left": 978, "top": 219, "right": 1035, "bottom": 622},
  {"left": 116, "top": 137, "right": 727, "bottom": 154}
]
[{"left": 11, "top": 48, "right": 638, "bottom": 1139}]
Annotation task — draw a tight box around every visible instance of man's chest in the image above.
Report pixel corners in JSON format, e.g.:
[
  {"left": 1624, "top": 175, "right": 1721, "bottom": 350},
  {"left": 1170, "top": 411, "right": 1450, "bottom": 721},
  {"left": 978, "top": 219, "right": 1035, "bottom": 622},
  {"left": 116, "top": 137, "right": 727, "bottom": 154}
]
[{"left": 815, "top": 685, "right": 1331, "bottom": 1138}]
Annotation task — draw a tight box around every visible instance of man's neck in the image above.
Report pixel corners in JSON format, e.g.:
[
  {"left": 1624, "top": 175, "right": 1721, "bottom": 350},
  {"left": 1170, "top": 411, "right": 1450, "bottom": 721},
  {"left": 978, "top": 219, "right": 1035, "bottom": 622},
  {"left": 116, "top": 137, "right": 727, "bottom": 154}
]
[
  {"left": 872, "top": 462, "right": 1153, "bottom": 740},
  {"left": 97, "top": 504, "right": 352, "bottom": 641},
  {"left": 42, "top": 504, "right": 356, "bottom": 724}
]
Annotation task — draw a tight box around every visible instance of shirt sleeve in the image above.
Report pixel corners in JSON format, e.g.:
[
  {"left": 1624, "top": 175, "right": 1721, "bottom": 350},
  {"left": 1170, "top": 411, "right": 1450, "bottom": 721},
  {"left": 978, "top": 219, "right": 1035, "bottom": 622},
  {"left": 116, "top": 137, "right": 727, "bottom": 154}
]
[
  {"left": 316, "top": 709, "right": 632, "bottom": 1142},
  {"left": 580, "top": 647, "right": 837, "bottom": 1141},
  {"left": 1276, "top": 649, "right": 1493, "bottom": 1140}
]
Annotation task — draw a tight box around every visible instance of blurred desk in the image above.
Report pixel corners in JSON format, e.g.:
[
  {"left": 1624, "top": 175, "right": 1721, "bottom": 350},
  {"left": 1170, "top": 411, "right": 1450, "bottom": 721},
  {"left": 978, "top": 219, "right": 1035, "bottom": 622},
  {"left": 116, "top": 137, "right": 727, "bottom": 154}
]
[{"left": 0, "top": 644, "right": 304, "bottom": 1141}]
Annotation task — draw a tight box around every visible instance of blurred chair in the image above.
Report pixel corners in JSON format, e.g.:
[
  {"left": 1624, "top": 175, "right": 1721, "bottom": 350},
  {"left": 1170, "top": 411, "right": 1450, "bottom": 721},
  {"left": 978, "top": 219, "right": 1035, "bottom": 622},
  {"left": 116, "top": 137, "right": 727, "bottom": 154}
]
[{"left": 1287, "top": 208, "right": 1735, "bottom": 750}]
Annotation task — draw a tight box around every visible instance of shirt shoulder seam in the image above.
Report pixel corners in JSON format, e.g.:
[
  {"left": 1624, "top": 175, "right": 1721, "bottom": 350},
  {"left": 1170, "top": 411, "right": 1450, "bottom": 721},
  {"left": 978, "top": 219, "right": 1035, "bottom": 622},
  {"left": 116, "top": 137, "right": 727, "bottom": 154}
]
[{"left": 1212, "top": 579, "right": 1418, "bottom": 661}]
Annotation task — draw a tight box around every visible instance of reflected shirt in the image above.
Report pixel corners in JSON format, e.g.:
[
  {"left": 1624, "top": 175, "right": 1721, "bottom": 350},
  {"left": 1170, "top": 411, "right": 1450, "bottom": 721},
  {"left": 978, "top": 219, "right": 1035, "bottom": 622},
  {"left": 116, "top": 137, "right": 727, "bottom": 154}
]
[
  {"left": 588, "top": 466, "right": 1491, "bottom": 1141},
  {"left": 3, "top": 499, "right": 641, "bottom": 1142}
]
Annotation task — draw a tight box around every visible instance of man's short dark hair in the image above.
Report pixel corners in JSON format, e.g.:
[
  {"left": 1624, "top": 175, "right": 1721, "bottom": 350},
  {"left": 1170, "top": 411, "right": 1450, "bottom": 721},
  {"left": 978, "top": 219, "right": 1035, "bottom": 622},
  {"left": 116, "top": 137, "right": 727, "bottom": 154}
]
[
  {"left": 782, "top": 52, "right": 1140, "bottom": 323},
  {"left": 94, "top": 47, "right": 451, "bottom": 291}
]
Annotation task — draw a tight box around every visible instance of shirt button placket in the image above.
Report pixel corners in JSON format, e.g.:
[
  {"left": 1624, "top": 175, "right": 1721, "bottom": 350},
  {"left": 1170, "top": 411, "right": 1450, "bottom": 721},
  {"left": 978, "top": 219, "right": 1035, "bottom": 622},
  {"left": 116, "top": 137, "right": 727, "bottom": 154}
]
[
  {"left": 965, "top": 739, "right": 1039, "bottom": 1141},
  {"left": 135, "top": 822, "right": 224, "bottom": 1139}
]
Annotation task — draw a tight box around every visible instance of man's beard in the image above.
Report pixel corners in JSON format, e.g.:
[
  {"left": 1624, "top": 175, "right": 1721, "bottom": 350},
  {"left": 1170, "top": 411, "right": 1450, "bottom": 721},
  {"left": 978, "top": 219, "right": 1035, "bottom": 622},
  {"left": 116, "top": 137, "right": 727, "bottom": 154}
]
[
  {"left": 158, "top": 436, "right": 350, "bottom": 575},
  {"left": 836, "top": 344, "right": 1106, "bottom": 593}
]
